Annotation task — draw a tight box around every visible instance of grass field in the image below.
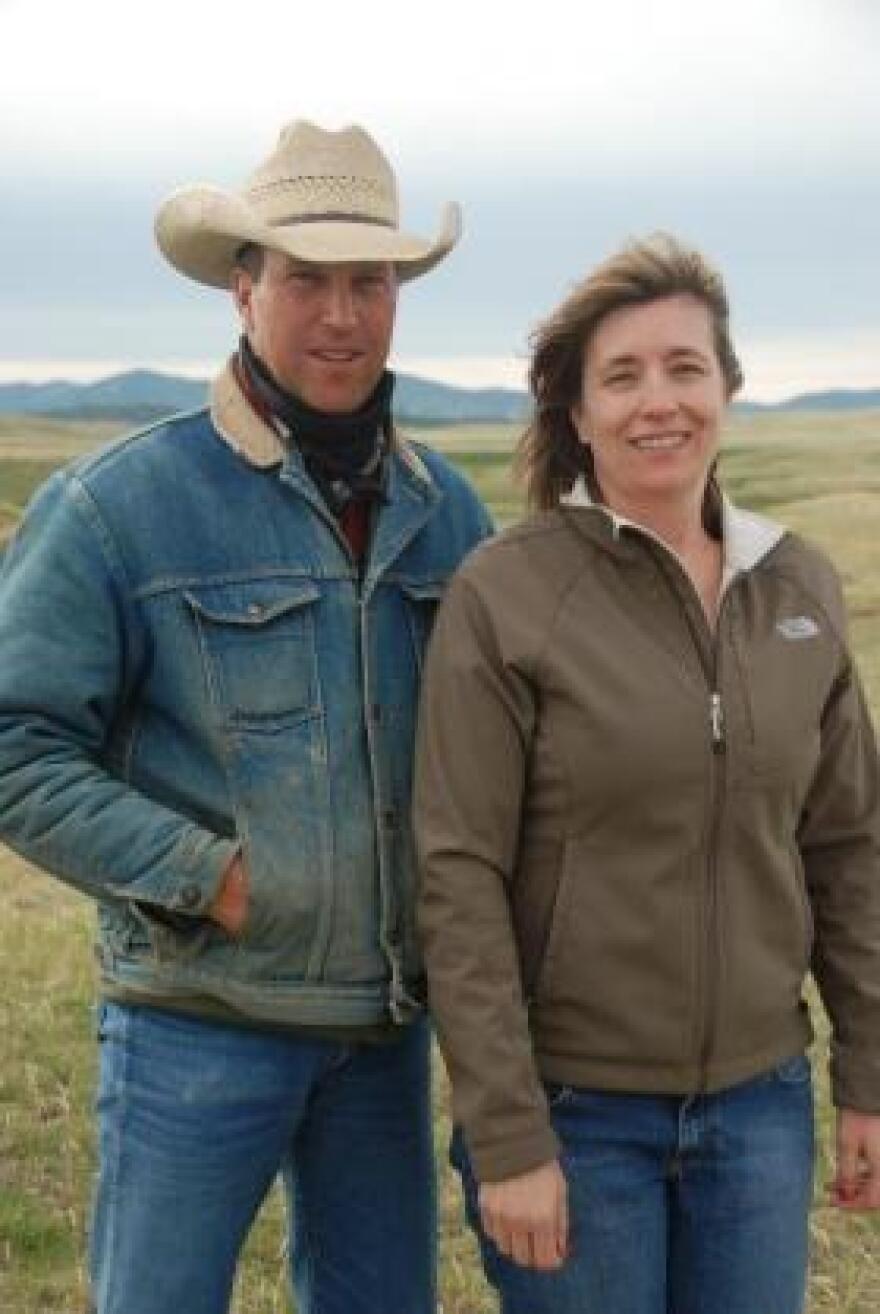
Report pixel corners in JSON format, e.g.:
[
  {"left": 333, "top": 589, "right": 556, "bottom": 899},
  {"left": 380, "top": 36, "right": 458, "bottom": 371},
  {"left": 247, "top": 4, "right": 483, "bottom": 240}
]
[{"left": 0, "top": 410, "right": 879, "bottom": 1311}]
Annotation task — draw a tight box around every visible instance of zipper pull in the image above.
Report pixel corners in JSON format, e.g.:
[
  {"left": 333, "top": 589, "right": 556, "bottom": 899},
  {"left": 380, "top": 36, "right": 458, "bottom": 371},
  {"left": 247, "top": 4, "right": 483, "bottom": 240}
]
[{"left": 710, "top": 691, "right": 726, "bottom": 754}]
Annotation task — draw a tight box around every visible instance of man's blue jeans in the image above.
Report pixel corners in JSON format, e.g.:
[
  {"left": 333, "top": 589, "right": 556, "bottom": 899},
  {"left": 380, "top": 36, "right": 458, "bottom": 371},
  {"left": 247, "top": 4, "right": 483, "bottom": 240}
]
[
  {"left": 452, "top": 1055, "right": 815, "bottom": 1314},
  {"left": 89, "top": 1002, "right": 435, "bottom": 1314}
]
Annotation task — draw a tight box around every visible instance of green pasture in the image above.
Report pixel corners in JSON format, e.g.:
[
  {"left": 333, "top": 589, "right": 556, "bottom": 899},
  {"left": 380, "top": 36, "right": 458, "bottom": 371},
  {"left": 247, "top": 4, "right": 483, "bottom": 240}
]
[{"left": 0, "top": 410, "right": 879, "bottom": 1311}]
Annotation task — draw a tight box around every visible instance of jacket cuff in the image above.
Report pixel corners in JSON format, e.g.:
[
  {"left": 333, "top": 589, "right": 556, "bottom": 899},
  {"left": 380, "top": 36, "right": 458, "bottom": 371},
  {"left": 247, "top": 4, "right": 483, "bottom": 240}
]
[
  {"left": 139, "top": 832, "right": 240, "bottom": 918},
  {"left": 467, "top": 1123, "right": 561, "bottom": 1184},
  {"left": 831, "top": 1046, "right": 880, "bottom": 1115}
]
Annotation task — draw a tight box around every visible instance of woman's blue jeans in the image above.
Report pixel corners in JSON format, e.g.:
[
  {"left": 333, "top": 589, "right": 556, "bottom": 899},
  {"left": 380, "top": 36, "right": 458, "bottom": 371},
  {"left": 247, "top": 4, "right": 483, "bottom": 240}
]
[
  {"left": 89, "top": 1001, "right": 435, "bottom": 1314},
  {"left": 452, "top": 1055, "right": 815, "bottom": 1314}
]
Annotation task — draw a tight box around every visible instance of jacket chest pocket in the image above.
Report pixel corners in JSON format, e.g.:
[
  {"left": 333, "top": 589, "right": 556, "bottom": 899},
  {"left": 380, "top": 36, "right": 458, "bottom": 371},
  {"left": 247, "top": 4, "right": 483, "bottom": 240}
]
[
  {"left": 185, "top": 580, "right": 321, "bottom": 730},
  {"left": 729, "top": 628, "right": 832, "bottom": 788}
]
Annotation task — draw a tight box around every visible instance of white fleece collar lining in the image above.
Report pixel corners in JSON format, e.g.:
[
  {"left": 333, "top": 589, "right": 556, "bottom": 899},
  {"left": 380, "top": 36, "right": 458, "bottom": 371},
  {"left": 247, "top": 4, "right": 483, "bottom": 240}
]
[{"left": 559, "top": 475, "right": 785, "bottom": 588}]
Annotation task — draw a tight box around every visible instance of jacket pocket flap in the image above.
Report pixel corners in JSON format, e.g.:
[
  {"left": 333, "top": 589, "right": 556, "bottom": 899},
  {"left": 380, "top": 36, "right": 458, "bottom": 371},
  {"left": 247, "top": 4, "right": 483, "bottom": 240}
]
[
  {"left": 398, "top": 579, "right": 448, "bottom": 604},
  {"left": 184, "top": 580, "right": 321, "bottom": 627}
]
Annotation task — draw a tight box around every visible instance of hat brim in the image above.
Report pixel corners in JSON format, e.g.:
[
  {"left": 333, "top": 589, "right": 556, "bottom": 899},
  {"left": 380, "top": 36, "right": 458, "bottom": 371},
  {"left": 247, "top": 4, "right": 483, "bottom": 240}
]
[{"left": 155, "top": 187, "right": 461, "bottom": 288}]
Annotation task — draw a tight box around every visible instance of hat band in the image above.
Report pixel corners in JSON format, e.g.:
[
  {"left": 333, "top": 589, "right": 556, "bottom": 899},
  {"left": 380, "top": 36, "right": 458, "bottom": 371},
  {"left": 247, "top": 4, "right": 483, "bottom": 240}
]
[{"left": 269, "top": 212, "right": 396, "bottom": 229}]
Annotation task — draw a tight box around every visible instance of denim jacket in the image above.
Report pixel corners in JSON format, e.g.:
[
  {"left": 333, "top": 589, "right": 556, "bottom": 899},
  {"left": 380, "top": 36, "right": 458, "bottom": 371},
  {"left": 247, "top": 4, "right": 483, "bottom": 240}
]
[{"left": 0, "top": 366, "right": 492, "bottom": 1028}]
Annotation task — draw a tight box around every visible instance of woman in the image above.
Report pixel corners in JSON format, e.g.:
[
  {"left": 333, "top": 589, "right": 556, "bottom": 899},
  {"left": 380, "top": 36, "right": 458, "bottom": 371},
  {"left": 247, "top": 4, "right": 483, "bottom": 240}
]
[{"left": 415, "top": 234, "right": 880, "bottom": 1313}]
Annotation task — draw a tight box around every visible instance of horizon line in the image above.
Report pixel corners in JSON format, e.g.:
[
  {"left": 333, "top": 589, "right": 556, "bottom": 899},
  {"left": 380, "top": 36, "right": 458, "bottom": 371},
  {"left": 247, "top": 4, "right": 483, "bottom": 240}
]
[{"left": 1, "top": 348, "right": 880, "bottom": 407}]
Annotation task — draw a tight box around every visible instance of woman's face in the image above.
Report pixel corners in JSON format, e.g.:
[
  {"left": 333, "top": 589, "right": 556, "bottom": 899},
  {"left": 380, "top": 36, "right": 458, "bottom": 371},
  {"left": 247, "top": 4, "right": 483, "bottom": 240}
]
[{"left": 570, "top": 294, "right": 728, "bottom": 518}]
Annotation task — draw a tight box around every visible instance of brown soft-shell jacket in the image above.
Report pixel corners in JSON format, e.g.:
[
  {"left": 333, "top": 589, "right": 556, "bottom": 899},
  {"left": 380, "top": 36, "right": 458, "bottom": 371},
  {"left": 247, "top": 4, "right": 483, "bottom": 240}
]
[{"left": 415, "top": 485, "right": 880, "bottom": 1183}]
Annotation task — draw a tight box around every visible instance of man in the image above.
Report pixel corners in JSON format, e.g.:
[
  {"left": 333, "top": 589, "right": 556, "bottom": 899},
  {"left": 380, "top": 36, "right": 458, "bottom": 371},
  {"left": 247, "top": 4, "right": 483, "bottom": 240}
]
[{"left": 0, "top": 121, "right": 491, "bottom": 1314}]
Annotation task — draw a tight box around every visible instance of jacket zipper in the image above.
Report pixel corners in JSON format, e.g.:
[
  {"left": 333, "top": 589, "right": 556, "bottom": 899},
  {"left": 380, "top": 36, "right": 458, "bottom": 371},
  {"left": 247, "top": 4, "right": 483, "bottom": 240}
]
[
  {"left": 699, "top": 678, "right": 728, "bottom": 1089},
  {"left": 642, "top": 537, "right": 733, "bottom": 1093}
]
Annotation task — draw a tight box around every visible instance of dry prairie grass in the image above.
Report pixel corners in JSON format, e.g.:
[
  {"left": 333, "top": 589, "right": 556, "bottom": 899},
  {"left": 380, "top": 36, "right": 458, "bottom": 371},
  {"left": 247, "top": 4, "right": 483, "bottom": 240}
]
[{"left": 1, "top": 858, "right": 878, "bottom": 1313}]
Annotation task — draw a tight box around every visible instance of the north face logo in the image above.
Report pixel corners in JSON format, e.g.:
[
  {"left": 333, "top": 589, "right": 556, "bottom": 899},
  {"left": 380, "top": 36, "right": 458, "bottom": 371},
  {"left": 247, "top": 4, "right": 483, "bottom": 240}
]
[{"left": 776, "top": 616, "right": 820, "bottom": 640}]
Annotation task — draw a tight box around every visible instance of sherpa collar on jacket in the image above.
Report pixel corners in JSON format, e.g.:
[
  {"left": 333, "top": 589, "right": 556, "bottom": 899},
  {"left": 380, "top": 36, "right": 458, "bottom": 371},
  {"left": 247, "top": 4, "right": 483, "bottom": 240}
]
[{"left": 209, "top": 360, "right": 434, "bottom": 490}]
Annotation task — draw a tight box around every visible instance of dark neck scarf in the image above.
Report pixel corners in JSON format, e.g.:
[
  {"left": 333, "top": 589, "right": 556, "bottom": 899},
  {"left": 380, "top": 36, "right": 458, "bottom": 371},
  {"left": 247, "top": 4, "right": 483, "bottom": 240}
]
[{"left": 237, "top": 336, "right": 393, "bottom": 515}]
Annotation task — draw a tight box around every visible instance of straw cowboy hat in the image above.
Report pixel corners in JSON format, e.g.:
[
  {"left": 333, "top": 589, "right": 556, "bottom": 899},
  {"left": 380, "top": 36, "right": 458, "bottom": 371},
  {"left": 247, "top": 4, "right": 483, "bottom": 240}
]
[{"left": 155, "top": 120, "right": 461, "bottom": 288}]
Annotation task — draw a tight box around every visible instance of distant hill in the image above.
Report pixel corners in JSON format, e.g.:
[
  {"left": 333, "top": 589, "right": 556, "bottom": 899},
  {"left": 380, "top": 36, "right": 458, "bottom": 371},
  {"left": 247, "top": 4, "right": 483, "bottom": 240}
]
[
  {"left": 733, "top": 388, "right": 880, "bottom": 414},
  {"left": 772, "top": 389, "right": 880, "bottom": 412},
  {"left": 0, "top": 371, "right": 207, "bottom": 424},
  {"left": 0, "top": 370, "right": 878, "bottom": 425},
  {"left": 0, "top": 369, "right": 529, "bottom": 425}
]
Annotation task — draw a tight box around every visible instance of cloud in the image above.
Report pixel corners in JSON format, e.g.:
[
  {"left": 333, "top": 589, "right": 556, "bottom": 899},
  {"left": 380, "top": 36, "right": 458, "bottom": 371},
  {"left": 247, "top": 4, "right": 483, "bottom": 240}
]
[
  {"left": 3, "top": 0, "right": 877, "bottom": 182},
  {"left": 2, "top": 0, "right": 877, "bottom": 387}
]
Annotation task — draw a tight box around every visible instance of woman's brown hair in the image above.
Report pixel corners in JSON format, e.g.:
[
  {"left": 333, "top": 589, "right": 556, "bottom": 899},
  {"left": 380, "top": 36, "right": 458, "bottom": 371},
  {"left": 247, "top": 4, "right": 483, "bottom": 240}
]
[{"left": 516, "top": 233, "right": 744, "bottom": 510}]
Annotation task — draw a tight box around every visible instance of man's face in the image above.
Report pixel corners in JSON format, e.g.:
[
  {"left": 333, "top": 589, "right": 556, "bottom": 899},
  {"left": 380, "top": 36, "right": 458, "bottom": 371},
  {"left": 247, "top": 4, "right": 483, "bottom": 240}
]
[{"left": 233, "top": 250, "right": 398, "bottom": 414}]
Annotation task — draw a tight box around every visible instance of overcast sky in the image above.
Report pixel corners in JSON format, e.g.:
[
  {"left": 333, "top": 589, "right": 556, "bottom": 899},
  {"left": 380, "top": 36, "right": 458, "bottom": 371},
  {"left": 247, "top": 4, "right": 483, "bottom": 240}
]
[{"left": 2, "top": 0, "right": 878, "bottom": 398}]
